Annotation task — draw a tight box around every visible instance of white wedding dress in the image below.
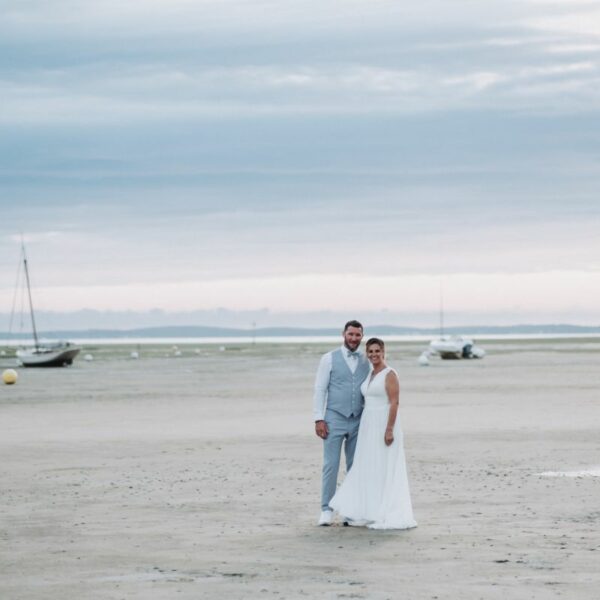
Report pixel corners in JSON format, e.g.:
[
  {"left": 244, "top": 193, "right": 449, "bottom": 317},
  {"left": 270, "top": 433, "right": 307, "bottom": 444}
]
[{"left": 329, "top": 366, "right": 417, "bottom": 530}]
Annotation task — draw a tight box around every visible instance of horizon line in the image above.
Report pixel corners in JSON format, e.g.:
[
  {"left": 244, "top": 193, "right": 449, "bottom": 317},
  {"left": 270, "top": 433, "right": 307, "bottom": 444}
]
[{"left": 2, "top": 322, "right": 600, "bottom": 338}]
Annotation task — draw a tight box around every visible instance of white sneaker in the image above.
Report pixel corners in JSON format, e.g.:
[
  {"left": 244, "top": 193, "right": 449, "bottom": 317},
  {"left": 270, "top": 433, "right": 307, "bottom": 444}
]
[{"left": 318, "top": 510, "right": 334, "bottom": 526}]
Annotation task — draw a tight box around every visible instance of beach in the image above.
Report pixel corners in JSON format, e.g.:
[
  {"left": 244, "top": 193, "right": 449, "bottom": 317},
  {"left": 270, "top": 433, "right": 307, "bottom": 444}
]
[{"left": 1, "top": 338, "right": 599, "bottom": 599}]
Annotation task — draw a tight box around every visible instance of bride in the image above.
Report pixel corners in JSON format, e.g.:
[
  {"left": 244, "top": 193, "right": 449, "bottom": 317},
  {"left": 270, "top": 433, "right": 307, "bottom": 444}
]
[{"left": 329, "top": 337, "right": 417, "bottom": 530}]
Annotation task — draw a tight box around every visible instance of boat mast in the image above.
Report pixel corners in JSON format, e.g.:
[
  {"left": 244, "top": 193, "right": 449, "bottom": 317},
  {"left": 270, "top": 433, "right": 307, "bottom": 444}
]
[
  {"left": 439, "top": 282, "right": 444, "bottom": 337},
  {"left": 21, "top": 242, "right": 40, "bottom": 350}
]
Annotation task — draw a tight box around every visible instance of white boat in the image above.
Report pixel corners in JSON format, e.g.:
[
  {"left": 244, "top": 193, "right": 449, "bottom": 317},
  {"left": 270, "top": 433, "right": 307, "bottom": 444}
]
[
  {"left": 429, "top": 335, "right": 485, "bottom": 360},
  {"left": 17, "top": 341, "right": 80, "bottom": 367},
  {"left": 10, "top": 242, "right": 80, "bottom": 368},
  {"left": 425, "top": 285, "right": 485, "bottom": 360}
]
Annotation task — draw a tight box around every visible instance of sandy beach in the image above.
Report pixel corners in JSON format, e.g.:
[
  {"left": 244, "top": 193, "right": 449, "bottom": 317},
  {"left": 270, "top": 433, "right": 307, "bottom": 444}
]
[{"left": 1, "top": 338, "right": 599, "bottom": 599}]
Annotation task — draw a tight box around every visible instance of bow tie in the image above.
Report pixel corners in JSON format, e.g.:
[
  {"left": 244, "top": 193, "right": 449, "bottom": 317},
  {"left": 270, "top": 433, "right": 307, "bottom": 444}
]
[{"left": 347, "top": 351, "right": 359, "bottom": 359}]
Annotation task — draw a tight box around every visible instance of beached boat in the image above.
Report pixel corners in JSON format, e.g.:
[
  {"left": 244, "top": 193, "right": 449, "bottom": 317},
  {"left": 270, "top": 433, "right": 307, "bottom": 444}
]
[
  {"left": 426, "top": 287, "right": 485, "bottom": 360},
  {"left": 16, "top": 341, "right": 80, "bottom": 367},
  {"left": 11, "top": 242, "right": 80, "bottom": 368},
  {"left": 428, "top": 335, "right": 485, "bottom": 360}
]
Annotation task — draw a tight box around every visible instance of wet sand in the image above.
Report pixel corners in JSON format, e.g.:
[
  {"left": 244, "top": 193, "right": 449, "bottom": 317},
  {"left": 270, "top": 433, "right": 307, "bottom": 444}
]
[{"left": 1, "top": 338, "right": 600, "bottom": 599}]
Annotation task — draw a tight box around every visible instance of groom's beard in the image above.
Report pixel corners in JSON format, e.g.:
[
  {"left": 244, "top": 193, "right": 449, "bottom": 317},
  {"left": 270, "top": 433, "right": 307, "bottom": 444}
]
[{"left": 344, "top": 342, "right": 360, "bottom": 351}]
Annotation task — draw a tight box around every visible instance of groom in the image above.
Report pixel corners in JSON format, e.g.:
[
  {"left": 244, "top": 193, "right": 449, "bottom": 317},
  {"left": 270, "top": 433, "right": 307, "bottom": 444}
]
[{"left": 313, "top": 320, "right": 370, "bottom": 526}]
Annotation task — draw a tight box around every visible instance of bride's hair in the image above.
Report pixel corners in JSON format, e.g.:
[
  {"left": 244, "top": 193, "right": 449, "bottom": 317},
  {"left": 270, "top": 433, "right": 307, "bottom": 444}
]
[{"left": 366, "top": 337, "right": 385, "bottom": 350}]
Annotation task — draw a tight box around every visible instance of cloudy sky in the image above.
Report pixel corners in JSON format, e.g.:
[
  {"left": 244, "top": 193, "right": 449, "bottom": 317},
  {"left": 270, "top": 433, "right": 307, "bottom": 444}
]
[{"left": 1, "top": 0, "right": 599, "bottom": 329}]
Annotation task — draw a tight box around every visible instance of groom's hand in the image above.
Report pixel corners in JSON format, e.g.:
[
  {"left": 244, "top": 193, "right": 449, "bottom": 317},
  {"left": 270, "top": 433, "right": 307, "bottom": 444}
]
[{"left": 315, "top": 420, "right": 329, "bottom": 439}]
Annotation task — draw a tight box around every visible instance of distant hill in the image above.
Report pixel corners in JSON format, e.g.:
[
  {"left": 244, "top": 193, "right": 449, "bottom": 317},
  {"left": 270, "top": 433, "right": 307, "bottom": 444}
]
[{"left": 2, "top": 323, "right": 600, "bottom": 340}]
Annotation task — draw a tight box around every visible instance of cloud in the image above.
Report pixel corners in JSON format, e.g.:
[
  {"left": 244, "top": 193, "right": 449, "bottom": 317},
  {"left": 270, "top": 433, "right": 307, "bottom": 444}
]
[
  {"left": 1, "top": 0, "right": 599, "bottom": 322},
  {"left": 1, "top": 0, "right": 599, "bottom": 124},
  {"left": 544, "top": 42, "right": 600, "bottom": 54},
  {"left": 2, "top": 270, "right": 600, "bottom": 316},
  {"left": 2, "top": 56, "right": 599, "bottom": 126},
  {"left": 0, "top": 1, "right": 534, "bottom": 38},
  {"left": 2, "top": 190, "right": 598, "bottom": 296},
  {"left": 529, "top": 6, "right": 600, "bottom": 37},
  {"left": 8, "top": 231, "right": 63, "bottom": 244}
]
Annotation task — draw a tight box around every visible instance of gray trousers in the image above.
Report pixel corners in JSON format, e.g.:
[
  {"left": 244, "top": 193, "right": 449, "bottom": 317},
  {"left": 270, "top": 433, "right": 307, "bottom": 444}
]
[{"left": 321, "top": 409, "right": 362, "bottom": 511}]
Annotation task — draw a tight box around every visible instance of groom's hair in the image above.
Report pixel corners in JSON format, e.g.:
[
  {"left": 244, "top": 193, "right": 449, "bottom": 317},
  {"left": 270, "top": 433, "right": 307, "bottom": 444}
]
[{"left": 344, "top": 320, "right": 363, "bottom": 331}]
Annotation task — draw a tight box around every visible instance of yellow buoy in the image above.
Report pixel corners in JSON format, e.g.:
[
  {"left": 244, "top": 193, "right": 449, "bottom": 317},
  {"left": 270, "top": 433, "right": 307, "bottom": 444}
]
[{"left": 2, "top": 369, "right": 18, "bottom": 385}]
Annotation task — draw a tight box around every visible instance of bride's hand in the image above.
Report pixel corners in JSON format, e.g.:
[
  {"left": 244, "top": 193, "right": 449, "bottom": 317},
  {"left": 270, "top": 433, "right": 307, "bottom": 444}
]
[{"left": 384, "top": 428, "right": 394, "bottom": 446}]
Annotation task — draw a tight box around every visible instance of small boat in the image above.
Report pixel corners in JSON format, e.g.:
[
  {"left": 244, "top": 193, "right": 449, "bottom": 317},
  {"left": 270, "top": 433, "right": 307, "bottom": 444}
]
[
  {"left": 11, "top": 242, "right": 80, "bottom": 368},
  {"left": 429, "top": 335, "right": 485, "bottom": 360},
  {"left": 425, "top": 286, "right": 485, "bottom": 360}
]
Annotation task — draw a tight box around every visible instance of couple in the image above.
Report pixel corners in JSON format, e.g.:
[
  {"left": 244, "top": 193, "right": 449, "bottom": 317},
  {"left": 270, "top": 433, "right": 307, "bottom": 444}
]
[{"left": 313, "top": 320, "right": 417, "bottom": 529}]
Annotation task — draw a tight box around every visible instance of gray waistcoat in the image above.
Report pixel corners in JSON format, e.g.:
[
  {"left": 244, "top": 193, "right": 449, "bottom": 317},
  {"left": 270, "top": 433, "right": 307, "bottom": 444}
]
[{"left": 326, "top": 349, "right": 370, "bottom": 418}]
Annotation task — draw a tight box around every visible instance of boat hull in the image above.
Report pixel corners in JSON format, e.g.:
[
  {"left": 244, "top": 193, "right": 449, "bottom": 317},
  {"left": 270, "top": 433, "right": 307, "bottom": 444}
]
[
  {"left": 438, "top": 350, "right": 463, "bottom": 360},
  {"left": 17, "top": 347, "right": 81, "bottom": 367}
]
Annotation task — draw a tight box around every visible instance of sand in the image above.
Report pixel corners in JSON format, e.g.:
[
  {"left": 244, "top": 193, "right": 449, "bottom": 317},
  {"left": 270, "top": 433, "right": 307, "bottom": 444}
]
[{"left": 1, "top": 338, "right": 600, "bottom": 599}]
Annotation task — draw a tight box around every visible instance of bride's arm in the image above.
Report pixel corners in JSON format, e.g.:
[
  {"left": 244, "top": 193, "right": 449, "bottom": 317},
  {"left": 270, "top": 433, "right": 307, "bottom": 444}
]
[{"left": 384, "top": 370, "right": 400, "bottom": 446}]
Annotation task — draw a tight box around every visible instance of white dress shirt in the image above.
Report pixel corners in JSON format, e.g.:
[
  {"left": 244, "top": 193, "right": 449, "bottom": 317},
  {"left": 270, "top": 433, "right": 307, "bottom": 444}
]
[{"left": 313, "top": 345, "right": 364, "bottom": 421}]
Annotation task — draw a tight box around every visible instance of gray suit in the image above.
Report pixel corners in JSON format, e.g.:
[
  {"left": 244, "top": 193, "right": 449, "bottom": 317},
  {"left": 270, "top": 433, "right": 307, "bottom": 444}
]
[{"left": 315, "top": 348, "right": 370, "bottom": 511}]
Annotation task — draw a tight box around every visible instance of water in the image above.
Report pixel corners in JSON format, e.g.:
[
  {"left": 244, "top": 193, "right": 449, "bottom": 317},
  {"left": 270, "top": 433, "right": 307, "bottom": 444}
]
[
  {"left": 5, "top": 332, "right": 600, "bottom": 346},
  {"left": 540, "top": 468, "right": 600, "bottom": 478}
]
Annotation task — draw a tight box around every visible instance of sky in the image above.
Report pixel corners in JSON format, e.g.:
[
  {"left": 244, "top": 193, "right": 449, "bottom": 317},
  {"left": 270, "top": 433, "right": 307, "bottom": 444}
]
[{"left": 1, "top": 0, "right": 599, "bottom": 330}]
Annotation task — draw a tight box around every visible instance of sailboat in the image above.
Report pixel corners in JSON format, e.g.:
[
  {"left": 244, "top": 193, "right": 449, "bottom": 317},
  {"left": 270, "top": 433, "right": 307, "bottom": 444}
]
[
  {"left": 12, "top": 242, "right": 80, "bottom": 367},
  {"left": 427, "top": 285, "right": 485, "bottom": 360}
]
